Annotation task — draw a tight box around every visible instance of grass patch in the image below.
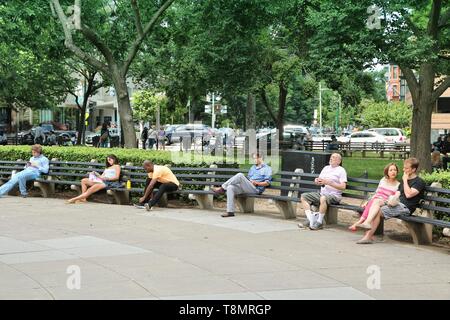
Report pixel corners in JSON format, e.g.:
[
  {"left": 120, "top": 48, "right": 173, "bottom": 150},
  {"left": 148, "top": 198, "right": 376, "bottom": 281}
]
[
  {"left": 238, "top": 155, "right": 404, "bottom": 180},
  {"left": 342, "top": 157, "right": 404, "bottom": 179}
]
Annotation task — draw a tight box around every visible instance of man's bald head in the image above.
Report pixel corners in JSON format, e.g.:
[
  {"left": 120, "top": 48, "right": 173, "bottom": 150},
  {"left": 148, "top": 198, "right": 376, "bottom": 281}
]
[{"left": 143, "top": 160, "right": 154, "bottom": 172}]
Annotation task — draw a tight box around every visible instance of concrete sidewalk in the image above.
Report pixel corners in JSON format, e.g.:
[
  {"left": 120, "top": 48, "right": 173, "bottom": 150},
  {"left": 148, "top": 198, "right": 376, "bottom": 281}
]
[{"left": 0, "top": 197, "right": 448, "bottom": 300}]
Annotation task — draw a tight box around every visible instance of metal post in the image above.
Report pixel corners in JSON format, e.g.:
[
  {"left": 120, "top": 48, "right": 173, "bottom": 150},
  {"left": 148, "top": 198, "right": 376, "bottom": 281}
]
[
  {"left": 319, "top": 82, "right": 322, "bottom": 133},
  {"left": 211, "top": 93, "right": 215, "bottom": 129},
  {"left": 156, "top": 103, "right": 160, "bottom": 150}
]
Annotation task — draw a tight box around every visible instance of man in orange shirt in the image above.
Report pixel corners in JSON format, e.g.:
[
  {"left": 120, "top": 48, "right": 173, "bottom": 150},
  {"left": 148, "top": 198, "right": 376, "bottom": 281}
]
[{"left": 134, "top": 160, "right": 180, "bottom": 211}]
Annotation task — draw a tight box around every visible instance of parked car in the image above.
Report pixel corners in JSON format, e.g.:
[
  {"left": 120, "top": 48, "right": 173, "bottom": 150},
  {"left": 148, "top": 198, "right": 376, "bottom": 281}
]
[
  {"left": 85, "top": 128, "right": 120, "bottom": 146},
  {"left": 256, "top": 129, "right": 303, "bottom": 150},
  {"left": 0, "top": 131, "right": 7, "bottom": 145},
  {"left": 347, "top": 131, "right": 388, "bottom": 145},
  {"left": 56, "top": 131, "right": 77, "bottom": 146},
  {"left": 368, "top": 128, "right": 408, "bottom": 143},
  {"left": 284, "top": 125, "right": 310, "bottom": 135},
  {"left": 164, "top": 124, "right": 182, "bottom": 145},
  {"left": 170, "top": 124, "right": 213, "bottom": 145},
  {"left": 311, "top": 134, "right": 334, "bottom": 143}
]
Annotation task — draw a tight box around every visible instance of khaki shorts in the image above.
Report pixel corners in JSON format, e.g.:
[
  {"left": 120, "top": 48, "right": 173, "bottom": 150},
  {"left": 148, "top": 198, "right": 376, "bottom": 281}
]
[{"left": 301, "top": 192, "right": 341, "bottom": 206}]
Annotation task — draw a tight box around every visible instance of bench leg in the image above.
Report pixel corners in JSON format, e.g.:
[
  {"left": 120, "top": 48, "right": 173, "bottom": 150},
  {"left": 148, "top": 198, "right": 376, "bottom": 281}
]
[
  {"left": 325, "top": 207, "right": 339, "bottom": 225},
  {"left": 189, "top": 194, "right": 214, "bottom": 210},
  {"left": 236, "top": 197, "right": 254, "bottom": 213},
  {"left": 107, "top": 190, "right": 130, "bottom": 205},
  {"left": 274, "top": 200, "right": 297, "bottom": 219},
  {"left": 401, "top": 221, "right": 432, "bottom": 245},
  {"left": 33, "top": 181, "right": 52, "bottom": 198}
]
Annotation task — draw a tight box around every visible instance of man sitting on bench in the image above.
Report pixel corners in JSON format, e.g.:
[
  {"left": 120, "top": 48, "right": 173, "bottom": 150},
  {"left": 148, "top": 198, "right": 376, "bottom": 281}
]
[
  {"left": 0, "top": 144, "right": 49, "bottom": 198},
  {"left": 356, "top": 157, "right": 426, "bottom": 244},
  {"left": 299, "top": 153, "right": 347, "bottom": 230},
  {"left": 134, "top": 160, "right": 180, "bottom": 211},
  {"left": 213, "top": 153, "right": 272, "bottom": 217}
]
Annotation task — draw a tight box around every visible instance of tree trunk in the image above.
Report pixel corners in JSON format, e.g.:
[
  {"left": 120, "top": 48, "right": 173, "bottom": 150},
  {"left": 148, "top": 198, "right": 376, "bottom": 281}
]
[
  {"left": 111, "top": 68, "right": 136, "bottom": 149},
  {"left": 246, "top": 93, "right": 256, "bottom": 131},
  {"left": 409, "top": 64, "right": 435, "bottom": 173},
  {"left": 76, "top": 100, "right": 87, "bottom": 145},
  {"left": 277, "top": 82, "right": 288, "bottom": 143},
  {"left": 410, "top": 100, "right": 433, "bottom": 172}
]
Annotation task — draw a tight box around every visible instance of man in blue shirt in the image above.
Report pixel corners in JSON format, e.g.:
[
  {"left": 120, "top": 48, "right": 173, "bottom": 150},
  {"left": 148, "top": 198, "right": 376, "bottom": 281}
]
[
  {"left": 213, "top": 153, "right": 272, "bottom": 217},
  {"left": 0, "top": 144, "right": 49, "bottom": 198}
]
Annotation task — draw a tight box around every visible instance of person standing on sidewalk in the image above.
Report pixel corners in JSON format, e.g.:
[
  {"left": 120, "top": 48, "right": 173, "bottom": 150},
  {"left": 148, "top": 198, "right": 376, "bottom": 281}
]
[
  {"left": 212, "top": 153, "right": 272, "bottom": 217},
  {"left": 141, "top": 127, "right": 149, "bottom": 150},
  {"left": 0, "top": 144, "right": 49, "bottom": 198},
  {"left": 148, "top": 126, "right": 157, "bottom": 150},
  {"left": 134, "top": 161, "right": 180, "bottom": 211}
]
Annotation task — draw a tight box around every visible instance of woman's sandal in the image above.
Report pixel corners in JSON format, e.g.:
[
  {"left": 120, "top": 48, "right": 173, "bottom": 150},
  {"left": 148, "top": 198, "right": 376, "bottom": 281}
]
[{"left": 356, "top": 239, "right": 374, "bottom": 244}]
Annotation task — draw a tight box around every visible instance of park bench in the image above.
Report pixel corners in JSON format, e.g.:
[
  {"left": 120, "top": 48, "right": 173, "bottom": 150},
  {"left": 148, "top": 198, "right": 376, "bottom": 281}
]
[
  {"left": 0, "top": 160, "right": 304, "bottom": 219},
  {"left": 0, "top": 159, "right": 125, "bottom": 202},
  {"left": 338, "top": 142, "right": 410, "bottom": 159},
  {"left": 292, "top": 171, "right": 450, "bottom": 245},
  {"left": 107, "top": 164, "right": 305, "bottom": 219},
  {"left": 2, "top": 159, "right": 449, "bottom": 245}
]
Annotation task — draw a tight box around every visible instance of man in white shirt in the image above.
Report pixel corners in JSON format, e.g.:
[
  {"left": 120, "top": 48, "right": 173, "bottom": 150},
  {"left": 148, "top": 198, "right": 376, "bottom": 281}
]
[{"left": 299, "top": 153, "right": 347, "bottom": 230}]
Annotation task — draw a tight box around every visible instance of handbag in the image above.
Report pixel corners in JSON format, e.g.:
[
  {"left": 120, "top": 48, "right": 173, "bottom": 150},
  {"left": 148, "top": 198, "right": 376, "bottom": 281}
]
[{"left": 387, "top": 194, "right": 400, "bottom": 207}]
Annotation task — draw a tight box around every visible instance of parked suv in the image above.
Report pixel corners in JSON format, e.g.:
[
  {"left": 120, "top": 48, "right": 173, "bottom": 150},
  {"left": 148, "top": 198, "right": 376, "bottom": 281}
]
[
  {"left": 368, "top": 128, "right": 407, "bottom": 143},
  {"left": 164, "top": 124, "right": 182, "bottom": 145},
  {"left": 170, "top": 124, "right": 213, "bottom": 145}
]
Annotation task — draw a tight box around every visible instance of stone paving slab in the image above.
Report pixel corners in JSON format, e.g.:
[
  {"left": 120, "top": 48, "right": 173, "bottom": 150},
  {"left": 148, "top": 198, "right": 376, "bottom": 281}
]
[{"left": 0, "top": 196, "right": 449, "bottom": 300}]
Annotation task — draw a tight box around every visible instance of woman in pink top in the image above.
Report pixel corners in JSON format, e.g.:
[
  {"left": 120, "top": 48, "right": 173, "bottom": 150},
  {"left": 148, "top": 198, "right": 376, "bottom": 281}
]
[{"left": 349, "top": 163, "right": 400, "bottom": 231}]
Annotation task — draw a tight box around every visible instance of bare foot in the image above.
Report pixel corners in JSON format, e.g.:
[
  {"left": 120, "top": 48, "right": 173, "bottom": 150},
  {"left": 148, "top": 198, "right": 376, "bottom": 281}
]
[{"left": 356, "top": 222, "right": 372, "bottom": 230}]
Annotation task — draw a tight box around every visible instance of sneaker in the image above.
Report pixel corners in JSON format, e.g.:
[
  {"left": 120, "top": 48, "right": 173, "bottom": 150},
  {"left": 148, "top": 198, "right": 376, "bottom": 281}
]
[
  {"left": 20, "top": 194, "right": 28, "bottom": 198},
  {"left": 221, "top": 212, "right": 235, "bottom": 217},
  {"left": 309, "top": 221, "right": 323, "bottom": 230},
  {"left": 298, "top": 220, "right": 310, "bottom": 229},
  {"left": 133, "top": 203, "right": 146, "bottom": 209},
  {"left": 144, "top": 203, "right": 153, "bottom": 212}
]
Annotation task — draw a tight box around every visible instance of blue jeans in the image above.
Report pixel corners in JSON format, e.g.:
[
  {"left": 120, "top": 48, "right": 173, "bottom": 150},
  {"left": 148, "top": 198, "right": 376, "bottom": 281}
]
[{"left": 0, "top": 169, "right": 40, "bottom": 196}]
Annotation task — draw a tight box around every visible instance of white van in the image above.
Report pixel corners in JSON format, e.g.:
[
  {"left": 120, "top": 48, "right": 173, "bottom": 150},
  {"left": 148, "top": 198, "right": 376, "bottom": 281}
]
[{"left": 368, "top": 128, "right": 407, "bottom": 143}]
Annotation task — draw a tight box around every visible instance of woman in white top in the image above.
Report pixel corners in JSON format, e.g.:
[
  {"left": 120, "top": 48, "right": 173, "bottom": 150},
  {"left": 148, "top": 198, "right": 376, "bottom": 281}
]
[{"left": 66, "top": 155, "right": 122, "bottom": 204}]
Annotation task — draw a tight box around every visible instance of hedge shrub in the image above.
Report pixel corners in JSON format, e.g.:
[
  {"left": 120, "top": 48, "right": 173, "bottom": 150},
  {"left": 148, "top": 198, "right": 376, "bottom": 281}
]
[{"left": 0, "top": 146, "right": 239, "bottom": 168}]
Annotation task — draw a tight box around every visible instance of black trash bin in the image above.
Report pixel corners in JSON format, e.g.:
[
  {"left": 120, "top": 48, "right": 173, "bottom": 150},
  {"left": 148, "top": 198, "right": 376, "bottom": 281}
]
[{"left": 281, "top": 150, "right": 332, "bottom": 196}]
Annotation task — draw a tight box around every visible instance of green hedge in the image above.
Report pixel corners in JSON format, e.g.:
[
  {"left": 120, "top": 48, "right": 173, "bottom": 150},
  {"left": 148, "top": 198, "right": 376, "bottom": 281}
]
[{"left": 0, "top": 146, "right": 239, "bottom": 168}]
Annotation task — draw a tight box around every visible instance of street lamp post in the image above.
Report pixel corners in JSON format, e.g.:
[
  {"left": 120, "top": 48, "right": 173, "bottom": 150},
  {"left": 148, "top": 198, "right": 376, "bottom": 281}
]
[
  {"left": 319, "top": 82, "right": 322, "bottom": 133},
  {"left": 211, "top": 92, "right": 215, "bottom": 129}
]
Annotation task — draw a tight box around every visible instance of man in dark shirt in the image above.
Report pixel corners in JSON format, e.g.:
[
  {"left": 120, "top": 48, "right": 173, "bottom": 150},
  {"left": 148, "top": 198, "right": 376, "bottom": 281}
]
[
  {"left": 432, "top": 136, "right": 443, "bottom": 152},
  {"left": 440, "top": 135, "right": 450, "bottom": 169},
  {"left": 356, "top": 157, "right": 426, "bottom": 244}
]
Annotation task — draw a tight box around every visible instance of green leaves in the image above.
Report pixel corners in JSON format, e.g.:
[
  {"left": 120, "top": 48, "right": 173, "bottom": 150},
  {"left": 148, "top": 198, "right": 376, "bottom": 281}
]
[{"left": 359, "top": 99, "right": 412, "bottom": 129}]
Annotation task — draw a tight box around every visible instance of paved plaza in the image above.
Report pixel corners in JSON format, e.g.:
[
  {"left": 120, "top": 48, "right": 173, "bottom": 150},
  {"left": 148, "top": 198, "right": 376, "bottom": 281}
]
[{"left": 0, "top": 197, "right": 449, "bottom": 300}]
